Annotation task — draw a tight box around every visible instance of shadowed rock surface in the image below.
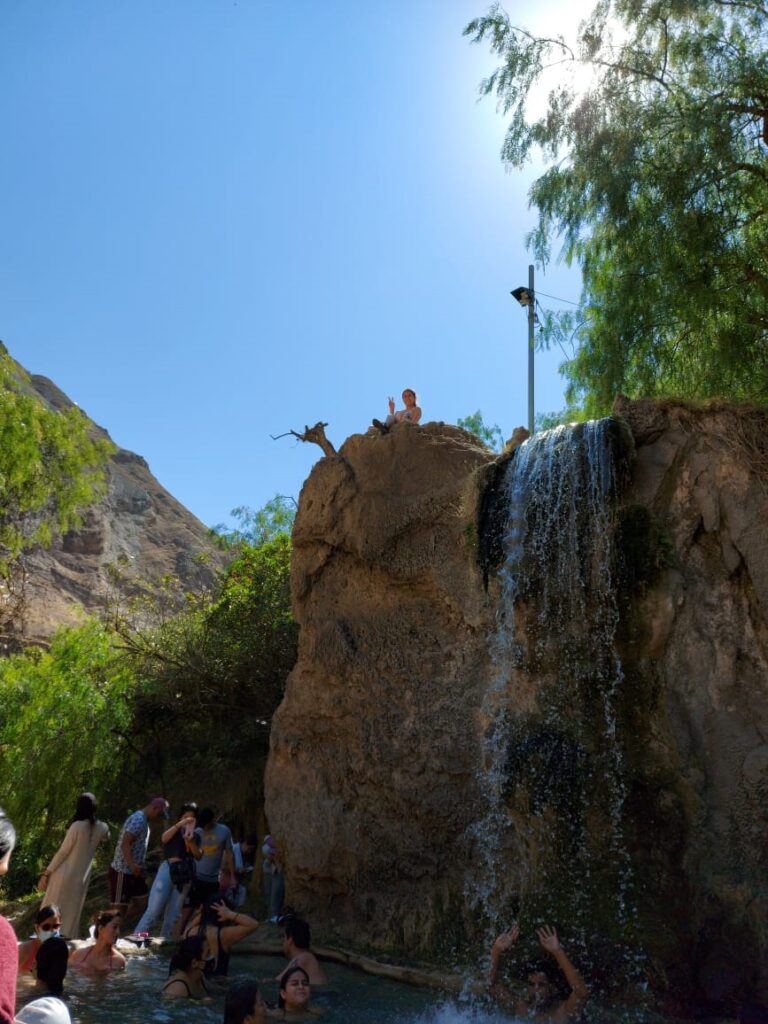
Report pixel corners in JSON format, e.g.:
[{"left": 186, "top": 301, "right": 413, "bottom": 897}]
[
  {"left": 265, "top": 402, "right": 768, "bottom": 1010},
  {"left": 14, "top": 372, "right": 225, "bottom": 643}
]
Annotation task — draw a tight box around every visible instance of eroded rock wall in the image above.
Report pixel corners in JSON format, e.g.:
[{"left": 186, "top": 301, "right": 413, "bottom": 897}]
[
  {"left": 614, "top": 397, "right": 768, "bottom": 1006},
  {"left": 265, "top": 423, "right": 497, "bottom": 953},
  {"left": 265, "top": 402, "right": 768, "bottom": 1007}
]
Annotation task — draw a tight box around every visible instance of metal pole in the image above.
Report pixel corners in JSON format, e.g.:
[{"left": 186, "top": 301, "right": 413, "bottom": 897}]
[{"left": 527, "top": 263, "right": 535, "bottom": 435}]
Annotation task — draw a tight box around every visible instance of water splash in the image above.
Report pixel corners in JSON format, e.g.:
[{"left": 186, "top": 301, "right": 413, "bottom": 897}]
[
  {"left": 467, "top": 420, "right": 634, "bottom": 953},
  {"left": 400, "top": 1001, "right": 517, "bottom": 1024}
]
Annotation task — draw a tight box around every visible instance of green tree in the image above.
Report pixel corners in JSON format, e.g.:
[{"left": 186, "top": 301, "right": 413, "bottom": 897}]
[
  {"left": 109, "top": 534, "right": 297, "bottom": 810},
  {"left": 0, "top": 349, "right": 113, "bottom": 572},
  {"left": 211, "top": 495, "right": 296, "bottom": 548},
  {"left": 0, "top": 620, "right": 137, "bottom": 890},
  {"left": 466, "top": 1, "right": 768, "bottom": 414},
  {"left": 457, "top": 410, "right": 506, "bottom": 451}
]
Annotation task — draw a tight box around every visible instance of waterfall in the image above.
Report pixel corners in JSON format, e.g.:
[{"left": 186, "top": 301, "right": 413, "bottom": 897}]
[{"left": 467, "top": 419, "right": 635, "bottom": 960}]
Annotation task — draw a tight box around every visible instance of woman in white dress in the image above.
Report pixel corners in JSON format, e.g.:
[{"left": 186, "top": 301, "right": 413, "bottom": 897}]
[{"left": 37, "top": 793, "right": 109, "bottom": 939}]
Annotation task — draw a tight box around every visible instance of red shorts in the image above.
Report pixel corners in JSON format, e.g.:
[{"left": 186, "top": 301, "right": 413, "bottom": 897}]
[{"left": 109, "top": 866, "right": 148, "bottom": 904}]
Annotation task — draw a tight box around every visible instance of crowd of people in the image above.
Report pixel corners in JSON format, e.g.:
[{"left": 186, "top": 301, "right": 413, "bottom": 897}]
[
  {"left": 0, "top": 797, "right": 331, "bottom": 1023},
  {"left": 0, "top": 792, "right": 598, "bottom": 1023}
]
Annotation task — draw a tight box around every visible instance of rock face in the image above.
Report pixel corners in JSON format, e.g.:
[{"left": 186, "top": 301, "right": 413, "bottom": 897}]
[
  {"left": 264, "top": 402, "right": 768, "bottom": 1010},
  {"left": 613, "top": 397, "right": 768, "bottom": 1008},
  {"left": 266, "top": 423, "right": 497, "bottom": 955},
  {"left": 14, "top": 372, "right": 225, "bottom": 643}
]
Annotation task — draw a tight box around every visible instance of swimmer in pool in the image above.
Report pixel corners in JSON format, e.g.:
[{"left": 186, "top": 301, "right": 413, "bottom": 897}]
[
  {"left": 277, "top": 916, "right": 327, "bottom": 986},
  {"left": 68, "top": 911, "right": 126, "bottom": 973},
  {"left": 223, "top": 980, "right": 267, "bottom": 1023},
  {"left": 488, "top": 923, "right": 588, "bottom": 1022},
  {"left": 161, "top": 935, "right": 210, "bottom": 1000},
  {"left": 277, "top": 965, "right": 324, "bottom": 1019}
]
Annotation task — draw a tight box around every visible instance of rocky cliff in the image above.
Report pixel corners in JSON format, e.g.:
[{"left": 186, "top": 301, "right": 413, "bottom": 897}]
[
  {"left": 265, "top": 402, "right": 768, "bottom": 1011},
  {"left": 12, "top": 372, "right": 225, "bottom": 644}
]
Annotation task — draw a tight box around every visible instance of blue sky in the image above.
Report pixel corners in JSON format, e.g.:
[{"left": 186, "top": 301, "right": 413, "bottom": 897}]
[{"left": 1, "top": 0, "right": 589, "bottom": 529}]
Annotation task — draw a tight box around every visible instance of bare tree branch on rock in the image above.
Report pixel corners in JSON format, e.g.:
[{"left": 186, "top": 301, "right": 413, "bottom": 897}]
[{"left": 271, "top": 422, "right": 337, "bottom": 458}]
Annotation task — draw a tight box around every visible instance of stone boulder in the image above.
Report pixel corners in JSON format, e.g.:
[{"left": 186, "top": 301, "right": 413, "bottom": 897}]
[
  {"left": 266, "top": 422, "right": 497, "bottom": 954},
  {"left": 265, "top": 401, "right": 768, "bottom": 1010}
]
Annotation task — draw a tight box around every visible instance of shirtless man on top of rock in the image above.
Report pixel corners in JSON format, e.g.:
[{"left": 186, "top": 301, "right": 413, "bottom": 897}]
[{"left": 488, "top": 923, "right": 588, "bottom": 1022}]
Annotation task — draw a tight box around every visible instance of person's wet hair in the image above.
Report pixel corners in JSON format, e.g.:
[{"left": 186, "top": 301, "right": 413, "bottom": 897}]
[
  {"left": 0, "top": 807, "right": 16, "bottom": 859},
  {"left": 284, "top": 916, "right": 311, "bottom": 950},
  {"left": 168, "top": 935, "right": 205, "bottom": 975},
  {"left": 93, "top": 910, "right": 122, "bottom": 938},
  {"left": 35, "top": 905, "right": 61, "bottom": 927},
  {"left": 36, "top": 935, "right": 68, "bottom": 995},
  {"left": 224, "top": 981, "right": 262, "bottom": 1023},
  {"left": 278, "top": 965, "right": 310, "bottom": 1009},
  {"left": 72, "top": 793, "right": 97, "bottom": 824}
]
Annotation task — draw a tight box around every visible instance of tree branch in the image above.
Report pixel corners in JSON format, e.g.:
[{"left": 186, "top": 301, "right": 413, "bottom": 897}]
[{"left": 271, "top": 422, "right": 337, "bottom": 457}]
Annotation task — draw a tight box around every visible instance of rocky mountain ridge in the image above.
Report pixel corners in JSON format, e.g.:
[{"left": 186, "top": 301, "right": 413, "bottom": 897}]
[{"left": 9, "top": 367, "right": 225, "bottom": 644}]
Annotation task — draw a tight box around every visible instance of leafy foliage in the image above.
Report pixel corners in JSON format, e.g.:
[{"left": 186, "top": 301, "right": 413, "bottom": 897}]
[
  {"left": 0, "top": 350, "right": 113, "bottom": 573},
  {"left": 457, "top": 410, "right": 506, "bottom": 451},
  {"left": 211, "top": 496, "right": 296, "bottom": 549},
  {"left": 0, "top": 620, "right": 137, "bottom": 890},
  {"left": 535, "top": 405, "right": 588, "bottom": 431},
  {"left": 106, "top": 533, "right": 297, "bottom": 816},
  {"left": 466, "top": 1, "right": 768, "bottom": 413},
  {"left": 0, "top": 513, "right": 297, "bottom": 896}
]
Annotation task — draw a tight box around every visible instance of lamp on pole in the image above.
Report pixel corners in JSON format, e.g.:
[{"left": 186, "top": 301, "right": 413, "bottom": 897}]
[{"left": 511, "top": 264, "right": 536, "bottom": 435}]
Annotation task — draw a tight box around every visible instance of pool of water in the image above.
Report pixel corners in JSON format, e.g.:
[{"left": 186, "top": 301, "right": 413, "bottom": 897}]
[{"left": 27, "top": 949, "right": 519, "bottom": 1024}]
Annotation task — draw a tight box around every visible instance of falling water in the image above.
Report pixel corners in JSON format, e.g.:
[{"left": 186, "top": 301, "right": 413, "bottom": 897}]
[{"left": 467, "top": 419, "right": 635, "bottom": 961}]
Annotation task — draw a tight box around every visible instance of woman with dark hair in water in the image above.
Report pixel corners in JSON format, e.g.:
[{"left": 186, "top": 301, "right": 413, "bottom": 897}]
[
  {"left": 161, "top": 936, "right": 210, "bottom": 1000},
  {"left": 68, "top": 911, "right": 126, "bottom": 973},
  {"left": 223, "top": 981, "right": 266, "bottom": 1023},
  {"left": 0, "top": 807, "right": 18, "bottom": 1024},
  {"left": 38, "top": 793, "right": 109, "bottom": 938},
  {"left": 278, "top": 965, "right": 320, "bottom": 1019},
  {"left": 18, "top": 905, "right": 62, "bottom": 974},
  {"left": 34, "top": 934, "right": 69, "bottom": 997},
  {"left": 182, "top": 896, "right": 260, "bottom": 977}
]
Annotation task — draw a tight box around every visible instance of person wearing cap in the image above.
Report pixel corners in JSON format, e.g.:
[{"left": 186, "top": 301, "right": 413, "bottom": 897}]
[
  {"left": 109, "top": 798, "right": 169, "bottom": 917},
  {"left": 13, "top": 997, "right": 71, "bottom": 1024}
]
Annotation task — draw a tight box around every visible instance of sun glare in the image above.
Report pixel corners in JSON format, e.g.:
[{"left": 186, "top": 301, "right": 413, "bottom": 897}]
[{"left": 522, "top": 0, "right": 626, "bottom": 121}]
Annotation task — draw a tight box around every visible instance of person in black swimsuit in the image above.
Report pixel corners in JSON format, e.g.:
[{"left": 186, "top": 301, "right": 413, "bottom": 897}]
[
  {"left": 183, "top": 896, "right": 260, "bottom": 977},
  {"left": 161, "top": 936, "right": 209, "bottom": 1000}
]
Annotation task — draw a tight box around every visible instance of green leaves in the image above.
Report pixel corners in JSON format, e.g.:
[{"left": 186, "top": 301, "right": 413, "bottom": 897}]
[
  {"left": 0, "top": 352, "right": 113, "bottom": 573},
  {"left": 0, "top": 620, "right": 136, "bottom": 890},
  {"left": 457, "top": 410, "right": 506, "bottom": 452},
  {"left": 469, "top": 1, "right": 768, "bottom": 411}
]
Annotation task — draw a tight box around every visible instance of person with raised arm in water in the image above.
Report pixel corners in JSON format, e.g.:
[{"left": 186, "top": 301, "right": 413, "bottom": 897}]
[{"left": 488, "top": 923, "right": 588, "bottom": 1021}]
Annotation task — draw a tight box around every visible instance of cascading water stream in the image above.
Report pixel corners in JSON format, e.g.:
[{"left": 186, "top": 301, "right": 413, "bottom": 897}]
[{"left": 467, "top": 419, "right": 635, "bottom": 960}]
